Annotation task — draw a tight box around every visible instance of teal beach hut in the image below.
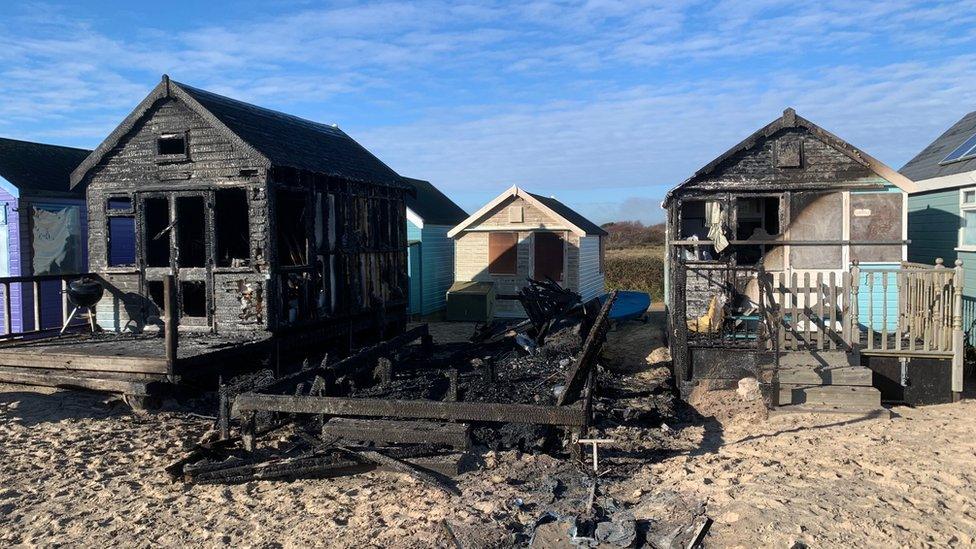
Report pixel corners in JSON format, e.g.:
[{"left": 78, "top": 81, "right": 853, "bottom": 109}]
[
  {"left": 903, "top": 110, "right": 976, "bottom": 340},
  {"left": 404, "top": 178, "right": 467, "bottom": 316}
]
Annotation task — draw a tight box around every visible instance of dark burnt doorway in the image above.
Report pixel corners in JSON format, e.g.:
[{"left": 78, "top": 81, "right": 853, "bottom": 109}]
[{"left": 138, "top": 191, "right": 214, "bottom": 329}]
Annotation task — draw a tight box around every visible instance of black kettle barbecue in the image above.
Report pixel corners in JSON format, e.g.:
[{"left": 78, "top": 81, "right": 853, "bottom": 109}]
[{"left": 61, "top": 277, "right": 104, "bottom": 335}]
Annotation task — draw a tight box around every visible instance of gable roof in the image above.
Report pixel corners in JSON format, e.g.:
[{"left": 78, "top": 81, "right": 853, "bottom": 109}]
[
  {"left": 899, "top": 110, "right": 976, "bottom": 187},
  {"left": 402, "top": 177, "right": 467, "bottom": 226},
  {"left": 664, "top": 108, "right": 918, "bottom": 205},
  {"left": 0, "top": 137, "right": 90, "bottom": 197},
  {"left": 447, "top": 185, "right": 607, "bottom": 238},
  {"left": 71, "top": 75, "right": 407, "bottom": 189}
]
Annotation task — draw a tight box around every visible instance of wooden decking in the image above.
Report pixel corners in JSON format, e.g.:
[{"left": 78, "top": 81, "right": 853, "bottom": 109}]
[{"left": 0, "top": 331, "right": 272, "bottom": 395}]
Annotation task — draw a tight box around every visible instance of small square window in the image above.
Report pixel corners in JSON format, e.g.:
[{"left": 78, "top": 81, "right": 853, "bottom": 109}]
[
  {"left": 964, "top": 190, "right": 975, "bottom": 205},
  {"left": 157, "top": 134, "right": 187, "bottom": 156}
]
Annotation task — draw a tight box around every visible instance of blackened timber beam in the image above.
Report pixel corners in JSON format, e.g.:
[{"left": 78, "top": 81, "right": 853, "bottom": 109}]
[
  {"left": 558, "top": 290, "right": 616, "bottom": 406},
  {"left": 234, "top": 394, "right": 587, "bottom": 427}
]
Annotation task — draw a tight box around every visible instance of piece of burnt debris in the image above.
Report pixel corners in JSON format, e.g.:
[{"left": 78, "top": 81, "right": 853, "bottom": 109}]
[{"left": 167, "top": 284, "right": 621, "bottom": 488}]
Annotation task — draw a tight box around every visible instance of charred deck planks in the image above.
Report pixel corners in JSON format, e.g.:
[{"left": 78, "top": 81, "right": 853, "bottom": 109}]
[{"left": 322, "top": 418, "right": 471, "bottom": 450}]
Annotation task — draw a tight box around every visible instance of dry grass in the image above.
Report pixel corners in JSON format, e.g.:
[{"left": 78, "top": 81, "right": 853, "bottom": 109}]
[{"left": 604, "top": 246, "right": 665, "bottom": 301}]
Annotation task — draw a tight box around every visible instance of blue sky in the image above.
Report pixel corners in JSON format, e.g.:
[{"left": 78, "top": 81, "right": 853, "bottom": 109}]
[{"left": 2, "top": 1, "right": 976, "bottom": 224}]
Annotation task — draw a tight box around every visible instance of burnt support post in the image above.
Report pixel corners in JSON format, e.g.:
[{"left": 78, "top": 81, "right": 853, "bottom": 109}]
[
  {"left": 163, "top": 274, "right": 179, "bottom": 372},
  {"left": 241, "top": 412, "right": 257, "bottom": 452},
  {"left": 218, "top": 377, "right": 230, "bottom": 440},
  {"left": 421, "top": 333, "right": 434, "bottom": 354},
  {"left": 375, "top": 357, "right": 393, "bottom": 384},
  {"left": 445, "top": 368, "right": 458, "bottom": 402}
]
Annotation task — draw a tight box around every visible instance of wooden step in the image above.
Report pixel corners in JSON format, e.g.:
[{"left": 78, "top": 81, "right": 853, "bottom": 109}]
[
  {"left": 778, "top": 366, "right": 873, "bottom": 386},
  {"left": 779, "top": 384, "right": 881, "bottom": 408},
  {"left": 778, "top": 350, "right": 855, "bottom": 368}
]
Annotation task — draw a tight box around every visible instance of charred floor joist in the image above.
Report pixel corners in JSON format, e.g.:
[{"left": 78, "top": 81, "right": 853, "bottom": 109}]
[{"left": 175, "top": 289, "right": 617, "bottom": 485}]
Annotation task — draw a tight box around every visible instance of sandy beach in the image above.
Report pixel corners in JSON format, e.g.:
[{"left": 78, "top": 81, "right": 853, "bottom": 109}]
[
  {"left": 0, "top": 318, "right": 972, "bottom": 548},
  {"left": 2, "top": 373, "right": 975, "bottom": 548}
]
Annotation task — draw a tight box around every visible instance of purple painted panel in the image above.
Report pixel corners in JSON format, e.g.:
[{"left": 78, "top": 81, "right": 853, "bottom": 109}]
[
  {"left": 0, "top": 188, "right": 21, "bottom": 334},
  {"left": 0, "top": 197, "right": 90, "bottom": 334}
]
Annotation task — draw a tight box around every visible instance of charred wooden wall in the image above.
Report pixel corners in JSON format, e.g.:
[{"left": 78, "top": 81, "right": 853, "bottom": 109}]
[
  {"left": 267, "top": 167, "right": 407, "bottom": 337},
  {"left": 81, "top": 96, "right": 408, "bottom": 338},
  {"left": 85, "top": 97, "right": 268, "bottom": 333},
  {"left": 667, "top": 125, "right": 895, "bottom": 392}
]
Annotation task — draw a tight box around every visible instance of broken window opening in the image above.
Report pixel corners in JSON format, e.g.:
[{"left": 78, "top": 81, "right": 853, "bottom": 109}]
[
  {"left": 734, "top": 196, "right": 781, "bottom": 265},
  {"left": 157, "top": 134, "right": 187, "bottom": 156},
  {"left": 147, "top": 280, "right": 164, "bottom": 311},
  {"left": 277, "top": 191, "right": 308, "bottom": 266},
  {"left": 215, "top": 188, "right": 250, "bottom": 267},
  {"left": 176, "top": 196, "right": 207, "bottom": 268},
  {"left": 678, "top": 200, "right": 720, "bottom": 260},
  {"left": 144, "top": 197, "right": 171, "bottom": 268},
  {"left": 107, "top": 216, "right": 136, "bottom": 267},
  {"left": 488, "top": 232, "right": 518, "bottom": 275},
  {"left": 180, "top": 281, "right": 207, "bottom": 318}
]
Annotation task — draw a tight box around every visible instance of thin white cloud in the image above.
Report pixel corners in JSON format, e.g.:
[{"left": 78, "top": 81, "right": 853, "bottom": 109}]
[{"left": 0, "top": 0, "right": 975, "bottom": 223}]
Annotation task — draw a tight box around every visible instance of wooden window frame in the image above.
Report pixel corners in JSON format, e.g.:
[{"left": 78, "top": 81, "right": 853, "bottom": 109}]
[
  {"left": 155, "top": 131, "right": 189, "bottom": 163},
  {"left": 958, "top": 186, "right": 976, "bottom": 252}
]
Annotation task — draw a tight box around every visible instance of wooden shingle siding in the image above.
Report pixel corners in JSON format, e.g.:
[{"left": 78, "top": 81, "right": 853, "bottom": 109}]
[{"left": 577, "top": 235, "right": 605, "bottom": 301}]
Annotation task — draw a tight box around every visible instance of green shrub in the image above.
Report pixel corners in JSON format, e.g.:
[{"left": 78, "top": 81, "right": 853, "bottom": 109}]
[{"left": 604, "top": 247, "right": 665, "bottom": 301}]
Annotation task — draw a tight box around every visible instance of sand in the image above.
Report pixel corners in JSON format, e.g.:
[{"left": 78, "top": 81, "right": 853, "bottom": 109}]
[{"left": 2, "top": 314, "right": 975, "bottom": 547}]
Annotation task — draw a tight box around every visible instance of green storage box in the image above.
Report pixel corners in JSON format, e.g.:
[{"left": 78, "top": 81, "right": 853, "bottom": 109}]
[{"left": 446, "top": 281, "right": 495, "bottom": 322}]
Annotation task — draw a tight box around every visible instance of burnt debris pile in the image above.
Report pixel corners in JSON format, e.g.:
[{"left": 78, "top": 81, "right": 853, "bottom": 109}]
[{"left": 167, "top": 283, "right": 619, "bottom": 487}]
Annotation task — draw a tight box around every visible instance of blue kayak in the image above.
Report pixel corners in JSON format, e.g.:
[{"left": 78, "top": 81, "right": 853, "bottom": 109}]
[{"left": 599, "top": 291, "right": 651, "bottom": 321}]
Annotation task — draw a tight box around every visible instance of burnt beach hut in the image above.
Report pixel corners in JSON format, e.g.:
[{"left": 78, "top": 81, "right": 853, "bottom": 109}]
[
  {"left": 664, "top": 108, "right": 966, "bottom": 410},
  {"left": 0, "top": 75, "right": 410, "bottom": 403}
]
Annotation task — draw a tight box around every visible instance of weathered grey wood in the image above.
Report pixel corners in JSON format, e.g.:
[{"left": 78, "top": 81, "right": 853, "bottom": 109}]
[
  {"left": 828, "top": 272, "right": 837, "bottom": 351},
  {"left": 803, "top": 272, "right": 812, "bottom": 349},
  {"left": 790, "top": 272, "right": 799, "bottom": 351},
  {"left": 0, "top": 350, "right": 169, "bottom": 374},
  {"left": 0, "top": 365, "right": 157, "bottom": 394},
  {"left": 776, "top": 273, "right": 786, "bottom": 351},
  {"left": 815, "top": 272, "right": 824, "bottom": 351}
]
